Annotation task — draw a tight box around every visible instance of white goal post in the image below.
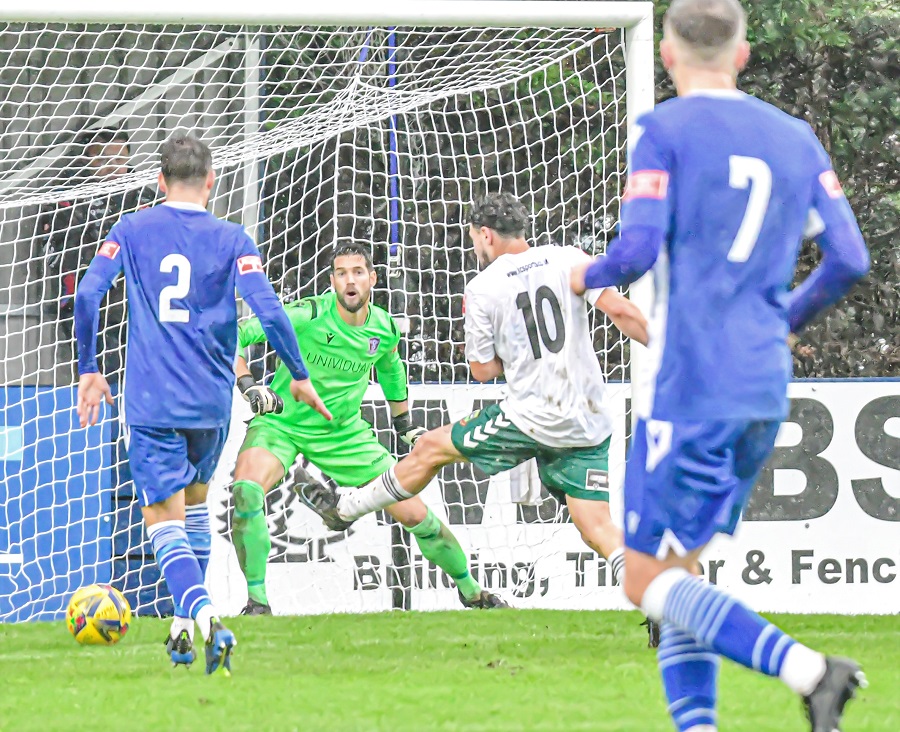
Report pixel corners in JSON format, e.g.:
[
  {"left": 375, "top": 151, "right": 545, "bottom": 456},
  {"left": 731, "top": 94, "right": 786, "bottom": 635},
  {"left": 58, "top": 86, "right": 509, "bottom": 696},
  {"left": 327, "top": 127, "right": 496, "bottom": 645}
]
[
  {"left": 0, "top": 1, "right": 654, "bottom": 619},
  {"left": 11, "top": 1, "right": 653, "bottom": 28}
]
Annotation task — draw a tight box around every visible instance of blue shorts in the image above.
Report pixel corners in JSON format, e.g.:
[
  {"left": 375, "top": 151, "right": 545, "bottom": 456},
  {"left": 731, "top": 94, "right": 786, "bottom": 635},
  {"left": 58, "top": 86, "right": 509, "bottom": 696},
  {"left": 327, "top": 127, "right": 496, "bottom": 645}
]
[
  {"left": 125, "top": 425, "right": 229, "bottom": 507},
  {"left": 624, "top": 418, "right": 780, "bottom": 559}
]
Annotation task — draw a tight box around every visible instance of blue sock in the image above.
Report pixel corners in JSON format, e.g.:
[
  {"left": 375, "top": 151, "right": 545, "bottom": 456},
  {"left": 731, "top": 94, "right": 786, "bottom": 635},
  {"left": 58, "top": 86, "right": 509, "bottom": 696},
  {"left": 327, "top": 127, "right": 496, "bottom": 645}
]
[
  {"left": 148, "top": 520, "right": 212, "bottom": 622},
  {"left": 663, "top": 574, "right": 795, "bottom": 677},
  {"left": 658, "top": 621, "right": 719, "bottom": 731},
  {"left": 185, "top": 504, "right": 211, "bottom": 577},
  {"left": 172, "top": 505, "right": 212, "bottom": 618}
]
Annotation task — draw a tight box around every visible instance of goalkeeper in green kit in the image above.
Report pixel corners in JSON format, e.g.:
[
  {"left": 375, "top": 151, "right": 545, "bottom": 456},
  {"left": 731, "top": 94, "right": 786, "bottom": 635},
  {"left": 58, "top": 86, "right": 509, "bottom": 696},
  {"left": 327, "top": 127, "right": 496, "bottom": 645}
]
[{"left": 231, "top": 241, "right": 506, "bottom": 615}]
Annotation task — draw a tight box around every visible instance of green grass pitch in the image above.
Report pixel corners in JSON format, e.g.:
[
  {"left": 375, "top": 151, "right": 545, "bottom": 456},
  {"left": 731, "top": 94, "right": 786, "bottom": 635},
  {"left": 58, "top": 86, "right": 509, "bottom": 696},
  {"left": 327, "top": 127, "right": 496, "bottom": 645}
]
[{"left": 0, "top": 610, "right": 895, "bottom": 731}]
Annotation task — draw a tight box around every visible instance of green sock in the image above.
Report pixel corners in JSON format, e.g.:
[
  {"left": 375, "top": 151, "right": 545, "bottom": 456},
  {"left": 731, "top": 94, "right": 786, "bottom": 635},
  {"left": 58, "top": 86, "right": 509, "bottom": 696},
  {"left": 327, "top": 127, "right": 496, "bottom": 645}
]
[
  {"left": 232, "top": 480, "right": 270, "bottom": 605},
  {"left": 406, "top": 509, "right": 482, "bottom": 600}
]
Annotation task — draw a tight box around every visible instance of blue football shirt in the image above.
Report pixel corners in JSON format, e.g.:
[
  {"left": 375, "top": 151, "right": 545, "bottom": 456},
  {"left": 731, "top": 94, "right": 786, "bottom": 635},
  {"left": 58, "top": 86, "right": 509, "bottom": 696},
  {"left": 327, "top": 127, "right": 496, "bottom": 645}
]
[
  {"left": 623, "top": 90, "right": 864, "bottom": 421},
  {"left": 75, "top": 201, "right": 301, "bottom": 428}
]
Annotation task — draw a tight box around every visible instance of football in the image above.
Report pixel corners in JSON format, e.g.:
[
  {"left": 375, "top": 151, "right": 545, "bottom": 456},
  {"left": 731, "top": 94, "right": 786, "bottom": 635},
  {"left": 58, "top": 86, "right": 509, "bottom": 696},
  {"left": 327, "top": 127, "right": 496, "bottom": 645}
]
[{"left": 65, "top": 584, "right": 131, "bottom": 646}]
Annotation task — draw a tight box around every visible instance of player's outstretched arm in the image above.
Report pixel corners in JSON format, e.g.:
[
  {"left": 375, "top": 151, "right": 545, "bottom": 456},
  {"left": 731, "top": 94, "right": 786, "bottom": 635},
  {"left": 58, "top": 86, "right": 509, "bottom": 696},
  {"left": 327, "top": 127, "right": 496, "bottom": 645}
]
[
  {"left": 288, "top": 378, "right": 331, "bottom": 420},
  {"left": 388, "top": 400, "right": 427, "bottom": 446},
  {"left": 571, "top": 226, "right": 664, "bottom": 294},
  {"left": 787, "top": 161, "right": 870, "bottom": 333},
  {"left": 74, "top": 237, "right": 123, "bottom": 427},
  {"left": 234, "top": 248, "right": 331, "bottom": 421},
  {"left": 76, "top": 373, "right": 114, "bottom": 428},
  {"left": 787, "top": 227, "right": 869, "bottom": 334},
  {"left": 593, "top": 289, "right": 649, "bottom": 346},
  {"left": 469, "top": 356, "right": 504, "bottom": 383},
  {"left": 235, "top": 356, "right": 283, "bottom": 416},
  {"left": 239, "top": 286, "right": 309, "bottom": 383},
  {"left": 237, "top": 298, "right": 316, "bottom": 352},
  {"left": 573, "top": 117, "right": 670, "bottom": 294},
  {"left": 374, "top": 342, "right": 426, "bottom": 445},
  {"left": 463, "top": 286, "right": 503, "bottom": 382}
]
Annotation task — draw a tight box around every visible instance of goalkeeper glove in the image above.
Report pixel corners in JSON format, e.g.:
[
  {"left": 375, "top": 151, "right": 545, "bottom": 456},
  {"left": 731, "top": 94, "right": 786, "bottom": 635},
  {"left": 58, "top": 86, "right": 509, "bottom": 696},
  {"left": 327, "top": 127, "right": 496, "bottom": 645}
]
[
  {"left": 392, "top": 411, "right": 427, "bottom": 446},
  {"left": 237, "top": 374, "right": 284, "bottom": 415}
]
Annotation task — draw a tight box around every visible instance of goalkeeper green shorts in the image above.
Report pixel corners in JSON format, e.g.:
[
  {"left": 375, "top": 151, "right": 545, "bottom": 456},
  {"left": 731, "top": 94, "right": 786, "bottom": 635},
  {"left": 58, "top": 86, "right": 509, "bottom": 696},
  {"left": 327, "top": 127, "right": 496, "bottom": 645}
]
[
  {"left": 451, "top": 403, "right": 611, "bottom": 503},
  {"left": 240, "top": 416, "right": 395, "bottom": 487}
]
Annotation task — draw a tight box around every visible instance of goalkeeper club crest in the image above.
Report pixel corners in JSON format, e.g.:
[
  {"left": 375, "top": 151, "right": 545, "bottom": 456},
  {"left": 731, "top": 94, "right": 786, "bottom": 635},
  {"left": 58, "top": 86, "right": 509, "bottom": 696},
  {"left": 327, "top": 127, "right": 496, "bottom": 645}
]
[{"left": 368, "top": 337, "right": 380, "bottom": 355}]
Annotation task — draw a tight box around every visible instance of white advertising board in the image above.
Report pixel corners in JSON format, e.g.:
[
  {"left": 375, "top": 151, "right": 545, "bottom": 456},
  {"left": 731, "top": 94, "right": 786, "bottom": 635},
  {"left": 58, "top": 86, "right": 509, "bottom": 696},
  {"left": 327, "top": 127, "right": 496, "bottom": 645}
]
[{"left": 206, "top": 381, "right": 899, "bottom": 615}]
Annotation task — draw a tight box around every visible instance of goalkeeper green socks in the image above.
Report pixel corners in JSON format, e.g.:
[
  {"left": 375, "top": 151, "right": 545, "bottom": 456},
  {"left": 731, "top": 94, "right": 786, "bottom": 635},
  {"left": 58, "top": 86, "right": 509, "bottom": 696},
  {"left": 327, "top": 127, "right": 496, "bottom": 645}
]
[
  {"left": 406, "top": 508, "right": 482, "bottom": 601},
  {"left": 233, "top": 488, "right": 479, "bottom": 604},
  {"left": 232, "top": 480, "right": 270, "bottom": 605}
]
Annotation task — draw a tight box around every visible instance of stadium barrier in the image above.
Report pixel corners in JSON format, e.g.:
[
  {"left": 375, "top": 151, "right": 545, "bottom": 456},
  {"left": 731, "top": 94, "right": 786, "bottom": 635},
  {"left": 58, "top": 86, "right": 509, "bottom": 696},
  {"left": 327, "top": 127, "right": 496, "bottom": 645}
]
[
  {"left": 2, "top": 379, "right": 896, "bottom": 620},
  {"left": 0, "top": 386, "right": 113, "bottom": 621},
  {"left": 0, "top": 380, "right": 900, "bottom": 621},
  {"left": 205, "top": 380, "right": 900, "bottom": 616}
]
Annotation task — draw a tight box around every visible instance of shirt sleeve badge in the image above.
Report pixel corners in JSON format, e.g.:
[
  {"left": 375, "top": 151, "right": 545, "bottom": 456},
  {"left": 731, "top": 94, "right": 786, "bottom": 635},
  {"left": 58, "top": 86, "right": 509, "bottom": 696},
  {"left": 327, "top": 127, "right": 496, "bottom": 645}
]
[
  {"left": 237, "top": 255, "right": 264, "bottom": 274},
  {"left": 98, "top": 240, "right": 120, "bottom": 259}
]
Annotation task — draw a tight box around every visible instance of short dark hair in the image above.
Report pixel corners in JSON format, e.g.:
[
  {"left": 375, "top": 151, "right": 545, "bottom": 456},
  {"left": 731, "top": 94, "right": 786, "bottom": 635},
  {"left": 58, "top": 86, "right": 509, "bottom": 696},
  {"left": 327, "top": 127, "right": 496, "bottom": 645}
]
[
  {"left": 159, "top": 133, "right": 213, "bottom": 186},
  {"left": 76, "top": 127, "right": 129, "bottom": 149},
  {"left": 330, "top": 240, "right": 374, "bottom": 272},
  {"left": 664, "top": 0, "right": 746, "bottom": 58},
  {"left": 468, "top": 192, "right": 530, "bottom": 238}
]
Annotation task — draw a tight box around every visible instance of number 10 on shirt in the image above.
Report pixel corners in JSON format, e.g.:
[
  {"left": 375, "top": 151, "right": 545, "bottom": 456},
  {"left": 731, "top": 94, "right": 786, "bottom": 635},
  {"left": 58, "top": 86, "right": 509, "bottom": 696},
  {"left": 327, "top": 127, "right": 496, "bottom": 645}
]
[{"left": 516, "top": 286, "right": 566, "bottom": 359}]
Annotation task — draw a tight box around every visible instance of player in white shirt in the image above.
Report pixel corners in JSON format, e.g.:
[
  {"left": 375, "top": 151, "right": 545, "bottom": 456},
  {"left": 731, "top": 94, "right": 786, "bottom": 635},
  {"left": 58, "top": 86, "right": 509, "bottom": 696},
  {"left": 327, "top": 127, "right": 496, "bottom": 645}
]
[
  {"left": 300, "top": 192, "right": 651, "bottom": 630},
  {"left": 463, "top": 222, "right": 614, "bottom": 452}
]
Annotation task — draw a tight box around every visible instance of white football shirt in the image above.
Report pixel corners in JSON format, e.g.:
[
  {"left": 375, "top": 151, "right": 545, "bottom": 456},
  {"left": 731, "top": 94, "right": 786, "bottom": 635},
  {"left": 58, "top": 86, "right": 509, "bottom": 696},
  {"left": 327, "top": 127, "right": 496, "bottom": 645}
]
[{"left": 464, "top": 244, "right": 613, "bottom": 448}]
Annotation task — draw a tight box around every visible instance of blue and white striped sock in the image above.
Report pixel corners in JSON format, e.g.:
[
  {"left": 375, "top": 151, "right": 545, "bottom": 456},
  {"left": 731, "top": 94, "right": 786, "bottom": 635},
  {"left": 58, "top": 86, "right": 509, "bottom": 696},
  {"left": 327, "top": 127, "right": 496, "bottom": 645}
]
[
  {"left": 148, "top": 520, "right": 216, "bottom": 640},
  {"left": 644, "top": 568, "right": 824, "bottom": 695},
  {"left": 185, "top": 504, "right": 212, "bottom": 578},
  {"left": 664, "top": 573, "right": 793, "bottom": 676},
  {"left": 172, "top": 505, "right": 212, "bottom": 621},
  {"left": 658, "top": 621, "right": 719, "bottom": 731}
]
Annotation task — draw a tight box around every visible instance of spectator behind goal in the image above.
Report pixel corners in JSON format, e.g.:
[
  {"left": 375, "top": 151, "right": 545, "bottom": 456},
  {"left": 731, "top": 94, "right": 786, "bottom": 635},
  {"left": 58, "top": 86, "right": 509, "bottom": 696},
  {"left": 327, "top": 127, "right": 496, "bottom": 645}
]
[{"left": 37, "top": 127, "right": 157, "bottom": 381}]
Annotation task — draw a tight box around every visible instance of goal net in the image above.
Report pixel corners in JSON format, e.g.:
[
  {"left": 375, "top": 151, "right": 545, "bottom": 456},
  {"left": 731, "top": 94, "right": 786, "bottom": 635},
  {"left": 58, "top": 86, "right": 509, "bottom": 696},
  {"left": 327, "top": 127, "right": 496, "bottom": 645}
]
[{"left": 0, "top": 6, "right": 652, "bottom": 620}]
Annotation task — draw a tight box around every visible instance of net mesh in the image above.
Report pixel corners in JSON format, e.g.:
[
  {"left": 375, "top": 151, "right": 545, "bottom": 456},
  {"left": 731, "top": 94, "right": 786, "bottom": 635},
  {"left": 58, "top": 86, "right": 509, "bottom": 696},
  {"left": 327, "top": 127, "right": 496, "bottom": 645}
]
[{"left": 0, "top": 23, "right": 633, "bottom": 620}]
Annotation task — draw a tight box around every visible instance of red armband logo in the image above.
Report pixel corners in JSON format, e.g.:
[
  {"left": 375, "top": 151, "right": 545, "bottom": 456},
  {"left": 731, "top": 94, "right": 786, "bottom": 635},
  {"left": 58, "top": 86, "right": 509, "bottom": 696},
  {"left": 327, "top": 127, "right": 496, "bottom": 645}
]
[
  {"left": 98, "top": 240, "right": 120, "bottom": 259},
  {"left": 818, "top": 170, "right": 844, "bottom": 199},
  {"left": 237, "top": 255, "right": 264, "bottom": 274},
  {"left": 623, "top": 170, "right": 669, "bottom": 201}
]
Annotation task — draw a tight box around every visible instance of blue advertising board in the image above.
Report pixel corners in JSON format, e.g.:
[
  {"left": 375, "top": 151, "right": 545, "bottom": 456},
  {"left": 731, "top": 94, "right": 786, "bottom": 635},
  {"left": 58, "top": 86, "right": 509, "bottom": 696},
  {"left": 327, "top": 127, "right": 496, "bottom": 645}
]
[{"left": 0, "top": 386, "right": 113, "bottom": 621}]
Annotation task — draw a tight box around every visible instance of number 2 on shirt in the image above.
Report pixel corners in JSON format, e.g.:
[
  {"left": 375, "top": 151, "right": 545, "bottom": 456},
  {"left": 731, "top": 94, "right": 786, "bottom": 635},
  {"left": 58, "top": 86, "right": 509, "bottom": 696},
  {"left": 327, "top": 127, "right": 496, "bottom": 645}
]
[
  {"left": 727, "top": 155, "right": 772, "bottom": 263},
  {"left": 159, "top": 253, "right": 191, "bottom": 323}
]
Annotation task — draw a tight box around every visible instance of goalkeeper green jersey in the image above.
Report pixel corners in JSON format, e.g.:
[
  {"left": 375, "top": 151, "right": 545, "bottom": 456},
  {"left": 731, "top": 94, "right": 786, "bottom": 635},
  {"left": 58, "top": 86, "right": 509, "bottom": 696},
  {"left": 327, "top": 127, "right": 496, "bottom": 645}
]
[{"left": 238, "top": 292, "right": 407, "bottom": 432}]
